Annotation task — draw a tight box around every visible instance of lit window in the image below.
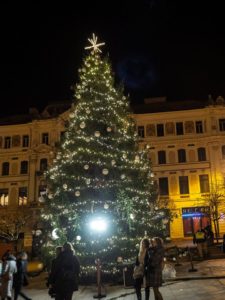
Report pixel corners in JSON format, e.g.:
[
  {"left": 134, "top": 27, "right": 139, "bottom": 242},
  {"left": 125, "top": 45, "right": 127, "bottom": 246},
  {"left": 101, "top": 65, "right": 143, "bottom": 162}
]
[
  {"left": 0, "top": 189, "right": 9, "bottom": 206},
  {"left": 18, "top": 187, "right": 28, "bottom": 206}
]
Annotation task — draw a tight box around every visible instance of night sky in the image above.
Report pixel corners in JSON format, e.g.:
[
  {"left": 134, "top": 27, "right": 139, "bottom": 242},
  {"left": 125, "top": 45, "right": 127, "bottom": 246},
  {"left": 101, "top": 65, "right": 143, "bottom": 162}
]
[{"left": 1, "top": 1, "right": 225, "bottom": 117}]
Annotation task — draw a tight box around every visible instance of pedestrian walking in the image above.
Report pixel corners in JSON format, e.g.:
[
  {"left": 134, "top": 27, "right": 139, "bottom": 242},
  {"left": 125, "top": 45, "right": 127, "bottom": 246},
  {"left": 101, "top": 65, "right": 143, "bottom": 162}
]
[
  {"left": 204, "top": 225, "right": 214, "bottom": 247},
  {"left": 147, "top": 237, "right": 164, "bottom": 300},
  {"left": 133, "top": 238, "right": 150, "bottom": 300},
  {"left": 51, "top": 242, "right": 80, "bottom": 300},
  {"left": 13, "top": 252, "right": 31, "bottom": 300},
  {"left": 1, "top": 253, "right": 17, "bottom": 300},
  {"left": 193, "top": 228, "right": 207, "bottom": 259}
]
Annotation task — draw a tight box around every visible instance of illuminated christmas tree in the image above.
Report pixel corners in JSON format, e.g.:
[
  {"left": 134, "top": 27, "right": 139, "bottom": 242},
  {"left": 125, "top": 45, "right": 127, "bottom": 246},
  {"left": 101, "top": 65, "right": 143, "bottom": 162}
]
[{"left": 41, "top": 34, "right": 167, "bottom": 280}]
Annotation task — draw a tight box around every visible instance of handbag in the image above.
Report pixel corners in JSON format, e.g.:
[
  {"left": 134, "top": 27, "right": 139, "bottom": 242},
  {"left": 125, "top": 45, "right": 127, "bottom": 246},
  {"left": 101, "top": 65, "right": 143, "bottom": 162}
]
[
  {"left": 133, "top": 264, "right": 144, "bottom": 280},
  {"left": 162, "top": 263, "right": 176, "bottom": 280}
]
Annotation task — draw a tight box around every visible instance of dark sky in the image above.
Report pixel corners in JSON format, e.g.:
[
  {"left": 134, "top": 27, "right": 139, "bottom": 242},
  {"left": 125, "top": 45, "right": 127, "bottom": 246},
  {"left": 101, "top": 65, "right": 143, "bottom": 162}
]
[{"left": 1, "top": 0, "right": 225, "bottom": 117}]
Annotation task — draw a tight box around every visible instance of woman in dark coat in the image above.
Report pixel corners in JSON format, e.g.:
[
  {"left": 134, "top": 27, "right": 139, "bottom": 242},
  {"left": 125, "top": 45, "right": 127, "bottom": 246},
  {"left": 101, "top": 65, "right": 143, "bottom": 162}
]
[
  {"left": 51, "top": 242, "right": 80, "bottom": 300},
  {"left": 147, "top": 237, "right": 164, "bottom": 300},
  {"left": 134, "top": 238, "right": 150, "bottom": 300}
]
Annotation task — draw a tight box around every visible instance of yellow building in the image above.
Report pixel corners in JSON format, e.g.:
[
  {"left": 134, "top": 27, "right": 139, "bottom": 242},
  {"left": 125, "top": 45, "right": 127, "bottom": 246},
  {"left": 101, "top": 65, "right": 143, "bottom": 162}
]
[
  {"left": 134, "top": 96, "right": 225, "bottom": 239},
  {"left": 0, "top": 97, "right": 225, "bottom": 247}
]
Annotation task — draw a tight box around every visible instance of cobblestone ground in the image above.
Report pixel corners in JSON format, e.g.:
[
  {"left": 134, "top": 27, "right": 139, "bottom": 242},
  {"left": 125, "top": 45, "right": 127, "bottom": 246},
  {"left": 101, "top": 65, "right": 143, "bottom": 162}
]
[{"left": 23, "top": 278, "right": 225, "bottom": 300}]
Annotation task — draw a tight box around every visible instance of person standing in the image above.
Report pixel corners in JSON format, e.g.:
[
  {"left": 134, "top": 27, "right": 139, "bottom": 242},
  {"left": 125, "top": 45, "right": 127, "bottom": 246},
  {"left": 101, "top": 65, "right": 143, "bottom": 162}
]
[
  {"left": 13, "top": 252, "right": 31, "bottom": 300},
  {"left": 1, "top": 253, "right": 17, "bottom": 300},
  {"left": 47, "top": 246, "right": 63, "bottom": 297},
  {"left": 147, "top": 237, "right": 164, "bottom": 300},
  {"left": 193, "top": 228, "right": 207, "bottom": 259},
  {"left": 51, "top": 242, "right": 80, "bottom": 300},
  {"left": 134, "top": 238, "right": 150, "bottom": 300}
]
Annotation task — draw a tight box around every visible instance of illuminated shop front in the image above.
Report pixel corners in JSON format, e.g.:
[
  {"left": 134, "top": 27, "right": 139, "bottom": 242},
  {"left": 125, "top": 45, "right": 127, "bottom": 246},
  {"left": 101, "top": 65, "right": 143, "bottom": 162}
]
[{"left": 182, "top": 206, "right": 210, "bottom": 236}]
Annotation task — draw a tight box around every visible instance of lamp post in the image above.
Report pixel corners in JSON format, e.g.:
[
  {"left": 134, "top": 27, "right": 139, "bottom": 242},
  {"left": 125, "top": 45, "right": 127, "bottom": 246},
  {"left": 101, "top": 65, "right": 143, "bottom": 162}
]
[{"left": 89, "top": 216, "right": 107, "bottom": 299}]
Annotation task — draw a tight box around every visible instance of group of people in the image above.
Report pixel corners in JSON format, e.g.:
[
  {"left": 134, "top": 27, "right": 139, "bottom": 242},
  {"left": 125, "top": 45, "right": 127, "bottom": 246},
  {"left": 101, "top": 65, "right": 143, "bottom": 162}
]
[
  {"left": 0, "top": 250, "right": 30, "bottom": 300},
  {"left": 134, "top": 237, "right": 164, "bottom": 300},
  {"left": 193, "top": 225, "right": 214, "bottom": 259},
  {"left": 47, "top": 242, "right": 80, "bottom": 300}
]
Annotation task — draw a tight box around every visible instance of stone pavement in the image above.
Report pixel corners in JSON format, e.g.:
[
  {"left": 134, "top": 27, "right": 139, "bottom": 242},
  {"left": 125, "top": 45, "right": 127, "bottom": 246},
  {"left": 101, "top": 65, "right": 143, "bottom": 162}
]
[{"left": 23, "top": 258, "right": 225, "bottom": 299}]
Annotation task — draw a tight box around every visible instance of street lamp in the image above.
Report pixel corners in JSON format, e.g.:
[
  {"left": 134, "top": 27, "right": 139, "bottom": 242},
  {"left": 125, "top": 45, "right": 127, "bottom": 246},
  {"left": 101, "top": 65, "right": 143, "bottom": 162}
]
[{"left": 89, "top": 216, "right": 107, "bottom": 299}]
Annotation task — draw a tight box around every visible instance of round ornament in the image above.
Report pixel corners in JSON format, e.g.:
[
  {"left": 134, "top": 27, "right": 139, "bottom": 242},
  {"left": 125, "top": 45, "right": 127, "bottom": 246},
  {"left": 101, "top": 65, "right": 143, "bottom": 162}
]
[
  {"left": 63, "top": 209, "right": 69, "bottom": 214},
  {"left": 80, "top": 121, "right": 86, "bottom": 129},
  {"left": 122, "top": 154, "right": 127, "bottom": 159},
  {"left": 95, "top": 131, "right": 101, "bottom": 137},
  {"left": 84, "top": 164, "right": 89, "bottom": 170},
  {"left": 63, "top": 184, "right": 67, "bottom": 190},
  {"left": 38, "top": 196, "right": 45, "bottom": 203},
  {"left": 86, "top": 108, "right": 91, "bottom": 114},
  {"left": 106, "top": 127, "right": 112, "bottom": 132},
  {"left": 102, "top": 168, "right": 109, "bottom": 175},
  {"left": 104, "top": 203, "right": 109, "bottom": 209},
  {"left": 76, "top": 94, "right": 81, "bottom": 99},
  {"left": 130, "top": 213, "right": 135, "bottom": 220},
  {"left": 117, "top": 257, "right": 123, "bottom": 263},
  {"left": 135, "top": 155, "right": 140, "bottom": 162},
  {"left": 121, "top": 174, "right": 126, "bottom": 179},
  {"left": 82, "top": 68, "right": 86, "bottom": 72},
  {"left": 75, "top": 191, "right": 80, "bottom": 197},
  {"left": 86, "top": 137, "right": 90, "bottom": 142},
  {"left": 86, "top": 179, "right": 91, "bottom": 185},
  {"left": 111, "top": 160, "right": 116, "bottom": 166},
  {"left": 76, "top": 235, "right": 81, "bottom": 241},
  {"left": 69, "top": 112, "right": 75, "bottom": 118},
  {"left": 48, "top": 194, "right": 53, "bottom": 199},
  {"left": 77, "top": 85, "right": 81, "bottom": 89},
  {"left": 35, "top": 229, "right": 42, "bottom": 236}
]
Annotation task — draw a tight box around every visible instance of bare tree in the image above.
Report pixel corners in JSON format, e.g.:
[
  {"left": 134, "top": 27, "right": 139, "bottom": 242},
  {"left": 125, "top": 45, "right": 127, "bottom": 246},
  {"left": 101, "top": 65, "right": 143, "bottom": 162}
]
[
  {"left": 198, "top": 180, "right": 225, "bottom": 243},
  {"left": 0, "top": 212, "right": 31, "bottom": 245}
]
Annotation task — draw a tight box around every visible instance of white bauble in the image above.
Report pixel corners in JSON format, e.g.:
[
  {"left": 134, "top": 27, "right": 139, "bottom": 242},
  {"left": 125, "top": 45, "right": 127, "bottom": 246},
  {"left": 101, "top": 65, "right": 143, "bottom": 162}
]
[
  {"left": 80, "top": 121, "right": 86, "bottom": 129},
  {"left": 86, "top": 179, "right": 91, "bottom": 185},
  {"left": 82, "top": 68, "right": 86, "bottom": 72},
  {"left": 38, "top": 196, "right": 45, "bottom": 203},
  {"left": 102, "top": 168, "right": 109, "bottom": 175},
  {"left": 69, "top": 112, "right": 75, "bottom": 118},
  {"left": 77, "top": 85, "right": 81, "bottom": 89},
  {"left": 76, "top": 235, "right": 81, "bottom": 241},
  {"left": 52, "top": 228, "right": 59, "bottom": 240},
  {"left": 117, "top": 256, "right": 123, "bottom": 263},
  {"left": 122, "top": 153, "right": 127, "bottom": 159},
  {"left": 121, "top": 174, "right": 126, "bottom": 179},
  {"left": 107, "top": 127, "right": 112, "bottom": 132},
  {"left": 63, "top": 184, "right": 67, "bottom": 190},
  {"left": 75, "top": 191, "right": 80, "bottom": 197},
  {"left": 63, "top": 209, "right": 69, "bottom": 214},
  {"left": 130, "top": 213, "right": 135, "bottom": 220},
  {"left": 84, "top": 164, "right": 89, "bottom": 170},
  {"left": 111, "top": 160, "right": 116, "bottom": 166},
  {"left": 76, "top": 94, "right": 81, "bottom": 99},
  {"left": 86, "top": 137, "right": 90, "bottom": 142},
  {"left": 35, "top": 229, "right": 42, "bottom": 236},
  {"left": 48, "top": 194, "right": 53, "bottom": 199},
  {"left": 104, "top": 203, "right": 109, "bottom": 209},
  {"left": 86, "top": 109, "right": 91, "bottom": 114},
  {"left": 135, "top": 155, "right": 140, "bottom": 162},
  {"left": 95, "top": 131, "right": 101, "bottom": 137}
]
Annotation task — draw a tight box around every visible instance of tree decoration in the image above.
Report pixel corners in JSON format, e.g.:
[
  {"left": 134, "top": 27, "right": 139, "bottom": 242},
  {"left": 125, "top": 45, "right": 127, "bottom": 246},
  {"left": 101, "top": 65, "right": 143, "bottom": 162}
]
[
  {"left": 41, "top": 33, "right": 168, "bottom": 281},
  {"left": 94, "top": 131, "right": 101, "bottom": 137},
  {"left": 102, "top": 168, "right": 109, "bottom": 175}
]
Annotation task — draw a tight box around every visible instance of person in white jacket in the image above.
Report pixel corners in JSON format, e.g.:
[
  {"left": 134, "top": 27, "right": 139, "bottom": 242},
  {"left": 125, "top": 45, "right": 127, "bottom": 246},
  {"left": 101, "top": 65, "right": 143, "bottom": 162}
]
[{"left": 1, "top": 253, "right": 17, "bottom": 300}]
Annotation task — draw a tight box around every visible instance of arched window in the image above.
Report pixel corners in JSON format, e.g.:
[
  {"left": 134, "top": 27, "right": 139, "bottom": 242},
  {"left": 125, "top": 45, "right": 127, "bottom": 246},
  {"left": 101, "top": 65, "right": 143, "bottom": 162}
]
[
  {"left": 178, "top": 149, "right": 186, "bottom": 163},
  {"left": 2, "top": 162, "right": 9, "bottom": 176},
  {"left": 40, "top": 158, "right": 48, "bottom": 172},
  {"left": 198, "top": 147, "right": 206, "bottom": 161},
  {"left": 20, "top": 161, "right": 28, "bottom": 174}
]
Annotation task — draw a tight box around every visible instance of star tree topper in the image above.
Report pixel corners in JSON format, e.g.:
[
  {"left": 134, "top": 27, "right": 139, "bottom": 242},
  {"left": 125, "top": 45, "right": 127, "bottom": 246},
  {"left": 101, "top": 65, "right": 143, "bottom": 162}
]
[{"left": 85, "top": 33, "right": 105, "bottom": 53}]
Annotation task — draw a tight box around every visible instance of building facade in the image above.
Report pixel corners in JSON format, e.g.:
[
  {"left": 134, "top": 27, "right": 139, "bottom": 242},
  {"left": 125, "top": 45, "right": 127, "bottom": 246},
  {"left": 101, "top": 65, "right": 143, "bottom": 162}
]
[
  {"left": 0, "top": 98, "right": 225, "bottom": 248},
  {"left": 135, "top": 97, "right": 225, "bottom": 239}
]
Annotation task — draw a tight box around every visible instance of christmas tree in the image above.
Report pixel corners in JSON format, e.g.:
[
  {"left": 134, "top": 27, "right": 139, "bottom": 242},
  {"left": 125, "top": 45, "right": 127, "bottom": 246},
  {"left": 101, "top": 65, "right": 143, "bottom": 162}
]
[{"left": 41, "top": 34, "right": 168, "bottom": 280}]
